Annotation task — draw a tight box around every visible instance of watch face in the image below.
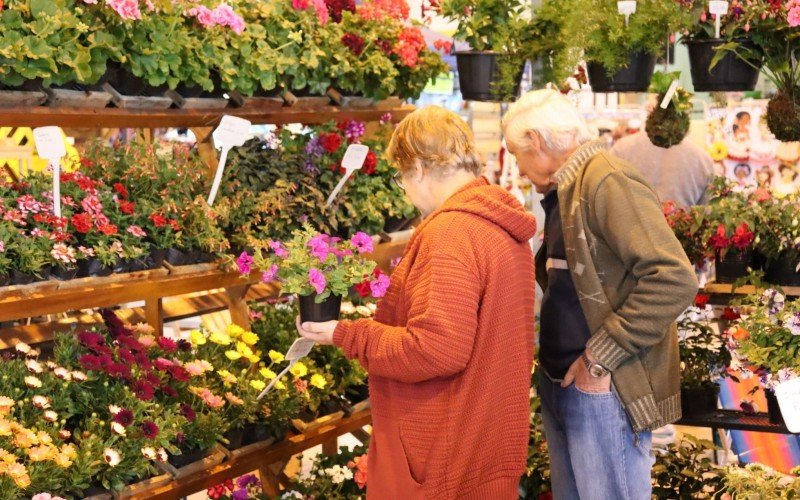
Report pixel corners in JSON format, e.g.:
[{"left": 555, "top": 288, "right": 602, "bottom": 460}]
[{"left": 590, "top": 365, "right": 608, "bottom": 378}]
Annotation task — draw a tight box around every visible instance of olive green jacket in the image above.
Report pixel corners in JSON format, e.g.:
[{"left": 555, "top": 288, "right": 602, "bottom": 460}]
[{"left": 535, "top": 141, "right": 698, "bottom": 431}]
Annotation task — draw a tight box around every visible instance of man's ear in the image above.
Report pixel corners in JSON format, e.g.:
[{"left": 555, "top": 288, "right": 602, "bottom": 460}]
[{"left": 525, "top": 129, "right": 543, "bottom": 154}]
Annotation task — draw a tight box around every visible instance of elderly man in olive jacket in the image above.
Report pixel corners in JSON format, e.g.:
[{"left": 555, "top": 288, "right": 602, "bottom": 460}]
[{"left": 503, "top": 89, "right": 698, "bottom": 500}]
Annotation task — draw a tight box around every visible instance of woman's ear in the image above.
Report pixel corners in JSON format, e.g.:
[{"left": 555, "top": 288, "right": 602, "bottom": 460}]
[{"left": 410, "top": 159, "right": 426, "bottom": 182}]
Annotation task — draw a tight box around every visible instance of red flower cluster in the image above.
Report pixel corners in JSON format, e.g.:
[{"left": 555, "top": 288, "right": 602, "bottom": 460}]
[
  {"left": 113, "top": 183, "right": 129, "bottom": 199},
  {"left": 362, "top": 151, "right": 378, "bottom": 175},
  {"left": 376, "top": 39, "right": 393, "bottom": 55},
  {"left": 694, "top": 294, "right": 710, "bottom": 308},
  {"left": 319, "top": 133, "right": 343, "bottom": 153},
  {"left": 393, "top": 27, "right": 426, "bottom": 68},
  {"left": 207, "top": 480, "right": 235, "bottom": 500},
  {"left": 342, "top": 33, "right": 365, "bottom": 56},
  {"left": 731, "top": 223, "right": 754, "bottom": 250},
  {"left": 709, "top": 224, "right": 731, "bottom": 250},
  {"left": 325, "top": 0, "right": 355, "bottom": 22}
]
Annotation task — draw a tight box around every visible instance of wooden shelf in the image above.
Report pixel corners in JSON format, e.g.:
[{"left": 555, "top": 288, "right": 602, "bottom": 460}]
[
  {"left": 702, "top": 283, "right": 800, "bottom": 297},
  {"left": 0, "top": 104, "right": 414, "bottom": 129},
  {"left": 135, "top": 409, "right": 372, "bottom": 499}
]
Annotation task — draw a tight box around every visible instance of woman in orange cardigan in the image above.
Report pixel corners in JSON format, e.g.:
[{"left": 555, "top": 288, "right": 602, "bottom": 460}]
[{"left": 297, "top": 106, "right": 537, "bottom": 499}]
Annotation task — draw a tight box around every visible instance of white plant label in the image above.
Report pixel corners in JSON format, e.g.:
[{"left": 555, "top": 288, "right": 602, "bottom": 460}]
[
  {"left": 775, "top": 378, "right": 800, "bottom": 433},
  {"left": 207, "top": 115, "right": 251, "bottom": 206},
  {"left": 617, "top": 1, "right": 636, "bottom": 26},
  {"left": 325, "top": 144, "right": 369, "bottom": 208},
  {"left": 256, "top": 337, "right": 316, "bottom": 400},
  {"left": 709, "top": 1, "right": 729, "bottom": 38},
  {"left": 660, "top": 80, "right": 682, "bottom": 109},
  {"left": 33, "top": 126, "right": 67, "bottom": 218}
]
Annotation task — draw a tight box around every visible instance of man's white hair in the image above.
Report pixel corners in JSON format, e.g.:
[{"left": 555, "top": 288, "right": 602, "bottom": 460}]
[{"left": 502, "top": 89, "right": 596, "bottom": 154}]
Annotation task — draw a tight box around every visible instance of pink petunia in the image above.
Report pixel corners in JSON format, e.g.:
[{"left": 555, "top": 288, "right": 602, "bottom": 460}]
[
  {"left": 268, "top": 240, "right": 289, "bottom": 258},
  {"left": 350, "top": 232, "right": 373, "bottom": 254},
  {"left": 370, "top": 272, "right": 391, "bottom": 298},
  {"left": 309, "top": 268, "right": 327, "bottom": 294},
  {"left": 308, "top": 235, "right": 330, "bottom": 261},
  {"left": 261, "top": 264, "right": 279, "bottom": 283},
  {"left": 237, "top": 252, "right": 254, "bottom": 275}
]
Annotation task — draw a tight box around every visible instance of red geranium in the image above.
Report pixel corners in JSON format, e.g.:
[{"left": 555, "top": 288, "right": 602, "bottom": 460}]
[
  {"left": 722, "top": 307, "right": 741, "bottom": 321},
  {"left": 694, "top": 294, "right": 710, "bottom": 308},
  {"left": 150, "top": 213, "right": 167, "bottom": 228},
  {"left": 71, "top": 213, "right": 93, "bottom": 234},
  {"left": 342, "top": 33, "right": 365, "bottom": 56},
  {"left": 731, "top": 223, "right": 754, "bottom": 250},
  {"left": 113, "top": 183, "right": 129, "bottom": 199},
  {"left": 362, "top": 151, "right": 378, "bottom": 175},
  {"left": 319, "top": 132, "right": 343, "bottom": 153},
  {"left": 118, "top": 200, "right": 135, "bottom": 215},
  {"left": 98, "top": 224, "right": 118, "bottom": 236},
  {"left": 169, "top": 219, "right": 180, "bottom": 231}
]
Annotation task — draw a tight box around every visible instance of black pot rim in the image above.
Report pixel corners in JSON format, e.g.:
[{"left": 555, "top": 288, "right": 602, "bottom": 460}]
[
  {"left": 682, "top": 36, "right": 754, "bottom": 46},
  {"left": 453, "top": 50, "right": 509, "bottom": 56}
]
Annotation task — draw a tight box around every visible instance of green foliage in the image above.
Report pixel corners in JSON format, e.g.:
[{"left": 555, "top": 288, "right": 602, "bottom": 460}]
[
  {"left": 290, "top": 443, "right": 369, "bottom": 498},
  {"left": 646, "top": 72, "right": 692, "bottom": 149},
  {"left": 677, "top": 309, "right": 731, "bottom": 389},
  {"left": 721, "top": 463, "right": 800, "bottom": 499},
  {"left": 651, "top": 435, "right": 724, "bottom": 499},
  {"left": 519, "top": 386, "right": 551, "bottom": 499}
]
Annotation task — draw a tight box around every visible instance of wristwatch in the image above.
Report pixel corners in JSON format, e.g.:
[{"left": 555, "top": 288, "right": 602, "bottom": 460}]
[{"left": 582, "top": 353, "right": 610, "bottom": 378}]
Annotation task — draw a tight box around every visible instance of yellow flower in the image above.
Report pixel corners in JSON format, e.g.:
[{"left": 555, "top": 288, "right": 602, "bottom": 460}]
[
  {"left": 60, "top": 444, "right": 77, "bottom": 460},
  {"left": 260, "top": 368, "right": 277, "bottom": 380},
  {"left": 245, "top": 353, "right": 260, "bottom": 364},
  {"left": 0, "top": 420, "right": 12, "bottom": 437},
  {"left": 55, "top": 453, "right": 73, "bottom": 468},
  {"left": 27, "top": 445, "right": 55, "bottom": 462},
  {"left": 289, "top": 362, "right": 308, "bottom": 378},
  {"left": 217, "top": 370, "right": 237, "bottom": 384},
  {"left": 209, "top": 332, "right": 232, "bottom": 346},
  {"left": 310, "top": 374, "right": 327, "bottom": 389},
  {"left": 13, "top": 472, "right": 30, "bottom": 489},
  {"left": 236, "top": 342, "right": 254, "bottom": 358},
  {"left": 0, "top": 448, "right": 14, "bottom": 464},
  {"left": 708, "top": 141, "right": 728, "bottom": 162},
  {"left": 250, "top": 380, "right": 266, "bottom": 391},
  {"left": 225, "top": 350, "right": 242, "bottom": 361},
  {"left": 240, "top": 331, "right": 259, "bottom": 346},
  {"left": 6, "top": 462, "right": 26, "bottom": 478},
  {"left": 226, "top": 324, "right": 245, "bottom": 339},
  {"left": 275, "top": 380, "right": 286, "bottom": 391},
  {"left": 36, "top": 432, "right": 52, "bottom": 445},
  {"left": 268, "top": 350, "right": 285, "bottom": 363},
  {"left": 0, "top": 396, "right": 14, "bottom": 415},
  {"left": 190, "top": 330, "right": 207, "bottom": 346}
]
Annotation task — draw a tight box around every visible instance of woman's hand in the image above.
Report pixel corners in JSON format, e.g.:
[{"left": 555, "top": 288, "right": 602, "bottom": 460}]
[{"left": 296, "top": 316, "right": 338, "bottom": 346}]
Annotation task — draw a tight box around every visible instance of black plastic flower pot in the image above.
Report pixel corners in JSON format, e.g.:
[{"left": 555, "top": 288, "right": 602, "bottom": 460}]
[
  {"left": 49, "top": 69, "right": 111, "bottom": 92},
  {"left": 222, "top": 427, "right": 245, "bottom": 451},
  {"left": 454, "top": 51, "right": 524, "bottom": 102},
  {"left": 714, "top": 248, "right": 754, "bottom": 284},
  {"left": 10, "top": 270, "right": 36, "bottom": 286},
  {"left": 765, "top": 389, "right": 786, "bottom": 426},
  {"left": 586, "top": 52, "right": 657, "bottom": 93},
  {"left": 105, "top": 62, "right": 168, "bottom": 97},
  {"left": 298, "top": 293, "right": 342, "bottom": 323},
  {"left": 765, "top": 252, "right": 800, "bottom": 286},
  {"left": 167, "top": 446, "right": 209, "bottom": 469},
  {"left": 125, "top": 258, "right": 150, "bottom": 273},
  {"left": 176, "top": 72, "right": 226, "bottom": 98},
  {"left": 77, "top": 258, "right": 117, "bottom": 278},
  {"left": 685, "top": 38, "right": 761, "bottom": 92},
  {"left": 82, "top": 482, "right": 112, "bottom": 497},
  {"left": 241, "top": 422, "right": 273, "bottom": 446},
  {"left": 680, "top": 385, "right": 720, "bottom": 418},
  {"left": 165, "top": 248, "right": 188, "bottom": 266},
  {"left": 149, "top": 248, "right": 167, "bottom": 269},
  {"left": 346, "top": 383, "right": 370, "bottom": 405},
  {"left": 0, "top": 273, "right": 10, "bottom": 287},
  {"left": 52, "top": 266, "right": 78, "bottom": 281}
]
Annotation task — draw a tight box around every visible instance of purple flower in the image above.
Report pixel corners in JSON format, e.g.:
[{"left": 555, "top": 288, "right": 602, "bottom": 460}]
[
  {"left": 345, "top": 121, "right": 366, "bottom": 141},
  {"left": 268, "top": 240, "right": 288, "bottom": 258},
  {"left": 236, "top": 252, "right": 254, "bottom": 275},
  {"left": 304, "top": 160, "right": 319, "bottom": 174},
  {"left": 350, "top": 232, "right": 373, "bottom": 254},
  {"left": 261, "top": 264, "right": 279, "bottom": 283},
  {"left": 309, "top": 268, "right": 327, "bottom": 294},
  {"left": 308, "top": 235, "right": 330, "bottom": 261},
  {"left": 380, "top": 112, "right": 392, "bottom": 125},
  {"left": 231, "top": 489, "right": 249, "bottom": 500},
  {"left": 237, "top": 474, "right": 259, "bottom": 489},
  {"left": 305, "top": 136, "right": 324, "bottom": 157},
  {"left": 370, "top": 273, "right": 391, "bottom": 298}
]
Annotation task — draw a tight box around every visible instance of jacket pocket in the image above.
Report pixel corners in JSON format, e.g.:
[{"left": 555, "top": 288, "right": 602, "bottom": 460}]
[{"left": 398, "top": 421, "right": 432, "bottom": 487}]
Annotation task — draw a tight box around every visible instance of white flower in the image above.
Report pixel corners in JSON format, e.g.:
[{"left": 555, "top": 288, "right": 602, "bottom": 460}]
[
  {"left": 27, "top": 348, "right": 40, "bottom": 359},
  {"left": 15, "top": 342, "right": 31, "bottom": 355},
  {"left": 53, "top": 368, "right": 71, "bottom": 381},
  {"left": 25, "top": 359, "right": 43, "bottom": 374},
  {"left": 156, "top": 448, "right": 168, "bottom": 463},
  {"left": 71, "top": 371, "right": 87, "bottom": 382},
  {"left": 110, "top": 422, "right": 126, "bottom": 436},
  {"left": 32, "top": 396, "right": 50, "bottom": 409},
  {"left": 355, "top": 306, "right": 372, "bottom": 317},
  {"left": 141, "top": 447, "right": 157, "bottom": 460},
  {"left": 281, "top": 493, "right": 303, "bottom": 500},
  {"left": 103, "top": 448, "right": 121, "bottom": 467},
  {"left": 45, "top": 361, "right": 57, "bottom": 370},
  {"left": 108, "top": 405, "right": 121, "bottom": 416},
  {"left": 43, "top": 411, "right": 58, "bottom": 423},
  {"left": 340, "top": 302, "right": 356, "bottom": 315},
  {"left": 24, "top": 376, "right": 42, "bottom": 388}
]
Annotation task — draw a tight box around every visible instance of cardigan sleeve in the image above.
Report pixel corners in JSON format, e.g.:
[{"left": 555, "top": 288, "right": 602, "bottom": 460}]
[
  {"left": 333, "top": 236, "right": 481, "bottom": 384},
  {"left": 586, "top": 170, "right": 698, "bottom": 371}
]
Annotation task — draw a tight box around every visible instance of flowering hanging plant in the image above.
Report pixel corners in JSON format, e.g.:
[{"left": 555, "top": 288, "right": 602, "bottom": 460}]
[
  {"left": 676, "top": 0, "right": 749, "bottom": 40},
  {"left": 239, "top": 225, "right": 383, "bottom": 302}
]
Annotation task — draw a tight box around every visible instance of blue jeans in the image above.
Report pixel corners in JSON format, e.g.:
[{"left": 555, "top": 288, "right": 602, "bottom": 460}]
[{"left": 539, "top": 374, "right": 654, "bottom": 500}]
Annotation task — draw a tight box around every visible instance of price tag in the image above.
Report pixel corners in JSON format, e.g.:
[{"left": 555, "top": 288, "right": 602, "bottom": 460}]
[
  {"left": 285, "top": 337, "right": 316, "bottom": 362},
  {"left": 660, "top": 80, "right": 682, "bottom": 109},
  {"left": 617, "top": 1, "right": 636, "bottom": 26},
  {"left": 325, "top": 144, "right": 370, "bottom": 207},
  {"left": 207, "top": 115, "right": 252, "bottom": 206},
  {"left": 33, "top": 126, "right": 67, "bottom": 218},
  {"left": 709, "top": 1, "right": 729, "bottom": 38},
  {"left": 775, "top": 378, "right": 800, "bottom": 433}
]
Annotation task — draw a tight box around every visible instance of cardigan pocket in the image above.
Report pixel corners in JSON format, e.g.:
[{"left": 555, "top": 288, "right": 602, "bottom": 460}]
[{"left": 398, "top": 420, "right": 431, "bottom": 487}]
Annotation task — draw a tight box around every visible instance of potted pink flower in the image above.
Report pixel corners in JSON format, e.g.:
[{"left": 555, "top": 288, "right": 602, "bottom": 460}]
[{"left": 238, "top": 225, "right": 383, "bottom": 322}]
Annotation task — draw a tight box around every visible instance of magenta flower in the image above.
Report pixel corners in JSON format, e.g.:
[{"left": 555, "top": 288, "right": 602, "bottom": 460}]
[
  {"left": 261, "top": 264, "right": 279, "bottom": 283},
  {"left": 370, "top": 273, "right": 391, "bottom": 298},
  {"left": 308, "top": 235, "right": 330, "bottom": 261},
  {"left": 350, "top": 232, "right": 373, "bottom": 254},
  {"left": 236, "top": 252, "right": 254, "bottom": 274},
  {"left": 268, "top": 240, "right": 289, "bottom": 258},
  {"left": 309, "top": 268, "right": 327, "bottom": 294}
]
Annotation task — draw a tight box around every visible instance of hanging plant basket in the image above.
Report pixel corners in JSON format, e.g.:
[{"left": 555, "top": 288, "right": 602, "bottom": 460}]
[
  {"left": 714, "top": 248, "right": 754, "bottom": 284},
  {"left": 454, "top": 51, "right": 524, "bottom": 102},
  {"left": 680, "top": 385, "right": 720, "bottom": 418},
  {"left": 586, "top": 51, "right": 657, "bottom": 93},
  {"left": 766, "top": 90, "right": 800, "bottom": 142},
  {"left": 685, "top": 38, "right": 761, "bottom": 92},
  {"left": 298, "top": 293, "right": 342, "bottom": 323}
]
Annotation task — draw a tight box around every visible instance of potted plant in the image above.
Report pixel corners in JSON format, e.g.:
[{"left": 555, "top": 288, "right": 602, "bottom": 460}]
[
  {"left": 286, "top": 444, "right": 369, "bottom": 498},
  {"left": 752, "top": 192, "right": 800, "bottom": 286},
  {"left": 663, "top": 201, "right": 713, "bottom": 272},
  {"left": 651, "top": 435, "right": 724, "bottom": 499},
  {"left": 678, "top": 0, "right": 762, "bottom": 92},
  {"left": 677, "top": 295, "right": 731, "bottom": 417},
  {"left": 725, "top": 288, "right": 800, "bottom": 425},
  {"left": 646, "top": 72, "right": 693, "bottom": 149},
  {"left": 438, "top": 0, "right": 539, "bottom": 101},
  {"left": 559, "top": 0, "right": 686, "bottom": 92},
  {"left": 720, "top": 463, "right": 800, "bottom": 498},
  {"left": 702, "top": 180, "right": 758, "bottom": 283},
  {"left": 239, "top": 225, "right": 381, "bottom": 322}
]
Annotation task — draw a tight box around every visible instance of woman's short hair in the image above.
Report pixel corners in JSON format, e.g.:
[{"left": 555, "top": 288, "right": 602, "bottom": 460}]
[
  {"left": 502, "top": 89, "right": 595, "bottom": 154},
  {"left": 387, "top": 106, "right": 482, "bottom": 176}
]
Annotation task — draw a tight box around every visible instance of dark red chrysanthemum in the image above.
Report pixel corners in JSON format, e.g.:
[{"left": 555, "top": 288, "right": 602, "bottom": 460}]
[
  {"left": 78, "top": 354, "right": 103, "bottom": 372},
  {"left": 101, "top": 309, "right": 132, "bottom": 338},
  {"left": 113, "top": 409, "right": 135, "bottom": 427},
  {"left": 169, "top": 366, "right": 191, "bottom": 383},
  {"left": 133, "top": 380, "right": 156, "bottom": 401},
  {"left": 157, "top": 337, "right": 177, "bottom": 353},
  {"left": 161, "top": 384, "right": 178, "bottom": 398},
  {"left": 141, "top": 421, "right": 159, "bottom": 439},
  {"left": 78, "top": 330, "right": 106, "bottom": 350}
]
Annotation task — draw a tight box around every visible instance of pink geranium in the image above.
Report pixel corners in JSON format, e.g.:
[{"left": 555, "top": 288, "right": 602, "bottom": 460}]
[
  {"left": 211, "top": 4, "right": 246, "bottom": 34},
  {"left": 312, "top": 0, "right": 329, "bottom": 24},
  {"left": 309, "top": 268, "right": 327, "bottom": 294},
  {"left": 127, "top": 225, "right": 147, "bottom": 238},
  {"left": 292, "top": 0, "right": 310, "bottom": 8},
  {"left": 106, "top": 0, "right": 142, "bottom": 20}
]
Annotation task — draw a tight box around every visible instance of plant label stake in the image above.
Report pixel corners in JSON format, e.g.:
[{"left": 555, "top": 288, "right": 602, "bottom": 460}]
[
  {"left": 776, "top": 378, "right": 800, "bottom": 433},
  {"left": 32, "top": 126, "right": 67, "bottom": 218},
  {"left": 207, "top": 115, "right": 251, "bottom": 206},
  {"left": 325, "top": 144, "right": 370, "bottom": 208},
  {"left": 709, "top": 1, "right": 729, "bottom": 39},
  {"left": 256, "top": 337, "right": 316, "bottom": 400},
  {"left": 660, "top": 80, "right": 682, "bottom": 109},
  {"left": 617, "top": 1, "right": 636, "bottom": 26}
]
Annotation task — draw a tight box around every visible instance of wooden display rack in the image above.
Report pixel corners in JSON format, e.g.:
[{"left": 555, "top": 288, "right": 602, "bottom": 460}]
[{"left": 0, "top": 100, "right": 412, "bottom": 498}]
